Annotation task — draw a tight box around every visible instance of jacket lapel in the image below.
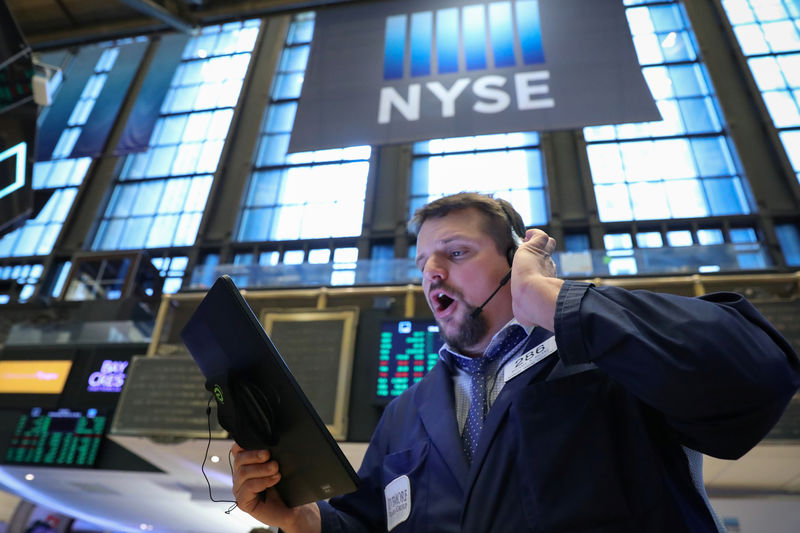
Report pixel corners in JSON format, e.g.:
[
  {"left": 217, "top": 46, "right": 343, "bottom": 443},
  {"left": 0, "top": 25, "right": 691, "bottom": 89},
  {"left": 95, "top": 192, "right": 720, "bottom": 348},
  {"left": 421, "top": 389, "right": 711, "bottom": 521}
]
[
  {"left": 414, "top": 361, "right": 470, "bottom": 491},
  {"left": 467, "top": 329, "right": 558, "bottom": 482}
]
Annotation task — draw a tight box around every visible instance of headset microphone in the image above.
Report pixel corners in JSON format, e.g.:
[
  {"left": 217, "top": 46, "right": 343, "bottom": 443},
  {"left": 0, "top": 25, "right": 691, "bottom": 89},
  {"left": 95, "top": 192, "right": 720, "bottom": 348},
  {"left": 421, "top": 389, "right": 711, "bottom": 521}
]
[
  {"left": 469, "top": 198, "right": 524, "bottom": 320},
  {"left": 469, "top": 269, "right": 512, "bottom": 319}
]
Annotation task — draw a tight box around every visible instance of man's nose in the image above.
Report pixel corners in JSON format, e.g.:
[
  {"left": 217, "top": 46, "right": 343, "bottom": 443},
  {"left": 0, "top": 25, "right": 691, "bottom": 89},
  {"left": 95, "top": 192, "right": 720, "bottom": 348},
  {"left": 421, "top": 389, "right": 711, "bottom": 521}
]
[{"left": 422, "top": 256, "right": 447, "bottom": 281}]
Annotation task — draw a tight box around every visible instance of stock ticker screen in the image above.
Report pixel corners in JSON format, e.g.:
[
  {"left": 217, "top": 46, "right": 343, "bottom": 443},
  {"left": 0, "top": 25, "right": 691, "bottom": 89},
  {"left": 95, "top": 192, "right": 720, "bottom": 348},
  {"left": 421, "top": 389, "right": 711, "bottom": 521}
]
[
  {"left": 4, "top": 407, "right": 106, "bottom": 467},
  {"left": 376, "top": 319, "right": 443, "bottom": 401}
]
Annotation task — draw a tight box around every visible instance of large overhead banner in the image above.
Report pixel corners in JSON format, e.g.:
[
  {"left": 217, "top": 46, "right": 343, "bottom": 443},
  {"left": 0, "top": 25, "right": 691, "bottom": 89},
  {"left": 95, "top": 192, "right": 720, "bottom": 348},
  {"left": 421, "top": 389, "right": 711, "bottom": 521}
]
[{"left": 289, "top": 0, "right": 660, "bottom": 153}]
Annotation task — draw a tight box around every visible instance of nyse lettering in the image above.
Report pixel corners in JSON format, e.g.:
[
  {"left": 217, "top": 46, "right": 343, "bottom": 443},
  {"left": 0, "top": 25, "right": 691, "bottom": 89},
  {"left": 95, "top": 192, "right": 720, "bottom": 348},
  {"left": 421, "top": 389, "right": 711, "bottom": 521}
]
[{"left": 377, "top": 70, "right": 554, "bottom": 124}]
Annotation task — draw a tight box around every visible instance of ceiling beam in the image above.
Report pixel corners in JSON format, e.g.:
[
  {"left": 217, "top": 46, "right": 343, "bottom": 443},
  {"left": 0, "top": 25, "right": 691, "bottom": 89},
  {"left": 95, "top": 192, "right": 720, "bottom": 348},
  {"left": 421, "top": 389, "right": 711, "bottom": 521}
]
[
  {"left": 116, "top": 0, "right": 198, "bottom": 34},
  {"left": 53, "top": 0, "right": 80, "bottom": 27},
  {"left": 26, "top": 17, "right": 173, "bottom": 50},
  {"left": 22, "top": 0, "right": 359, "bottom": 50}
]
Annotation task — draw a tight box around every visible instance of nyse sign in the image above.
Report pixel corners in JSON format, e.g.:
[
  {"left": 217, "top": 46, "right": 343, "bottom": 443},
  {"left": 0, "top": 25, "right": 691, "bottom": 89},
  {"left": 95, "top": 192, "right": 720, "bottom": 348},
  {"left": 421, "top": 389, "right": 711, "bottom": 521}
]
[
  {"left": 289, "top": 0, "right": 659, "bottom": 153},
  {"left": 378, "top": 71, "right": 553, "bottom": 123},
  {"left": 377, "top": 1, "right": 550, "bottom": 124}
]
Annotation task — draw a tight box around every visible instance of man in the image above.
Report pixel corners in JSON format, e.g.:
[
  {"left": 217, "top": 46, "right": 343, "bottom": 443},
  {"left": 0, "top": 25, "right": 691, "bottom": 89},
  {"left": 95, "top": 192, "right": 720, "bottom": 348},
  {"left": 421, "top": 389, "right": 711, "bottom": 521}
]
[{"left": 232, "top": 192, "right": 800, "bottom": 532}]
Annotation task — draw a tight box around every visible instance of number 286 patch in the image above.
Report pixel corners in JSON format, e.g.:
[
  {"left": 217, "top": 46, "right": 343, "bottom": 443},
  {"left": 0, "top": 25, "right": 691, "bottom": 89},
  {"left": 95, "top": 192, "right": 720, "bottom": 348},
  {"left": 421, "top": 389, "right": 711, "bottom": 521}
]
[{"left": 504, "top": 336, "right": 557, "bottom": 382}]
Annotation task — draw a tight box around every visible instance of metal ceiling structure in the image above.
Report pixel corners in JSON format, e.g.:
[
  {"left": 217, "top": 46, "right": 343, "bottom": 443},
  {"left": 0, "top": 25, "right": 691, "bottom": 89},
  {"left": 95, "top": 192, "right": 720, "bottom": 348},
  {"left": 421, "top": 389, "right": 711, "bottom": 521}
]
[{"left": 6, "top": 0, "right": 343, "bottom": 50}]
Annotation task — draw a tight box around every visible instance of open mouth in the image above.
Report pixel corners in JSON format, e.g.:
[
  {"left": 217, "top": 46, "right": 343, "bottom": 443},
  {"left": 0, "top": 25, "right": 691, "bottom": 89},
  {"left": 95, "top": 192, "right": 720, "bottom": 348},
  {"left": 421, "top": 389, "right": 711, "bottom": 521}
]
[{"left": 432, "top": 291, "right": 455, "bottom": 313}]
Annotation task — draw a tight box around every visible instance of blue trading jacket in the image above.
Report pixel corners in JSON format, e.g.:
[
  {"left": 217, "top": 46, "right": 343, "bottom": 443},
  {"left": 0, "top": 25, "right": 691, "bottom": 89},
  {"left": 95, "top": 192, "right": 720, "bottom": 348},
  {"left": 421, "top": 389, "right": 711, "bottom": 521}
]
[{"left": 319, "top": 280, "right": 800, "bottom": 532}]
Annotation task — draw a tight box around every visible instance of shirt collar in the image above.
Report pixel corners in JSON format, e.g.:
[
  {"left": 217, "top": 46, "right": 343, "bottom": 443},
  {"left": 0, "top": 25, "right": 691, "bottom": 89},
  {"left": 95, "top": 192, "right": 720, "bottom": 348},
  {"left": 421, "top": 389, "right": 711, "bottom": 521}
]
[{"left": 438, "top": 318, "right": 533, "bottom": 369}]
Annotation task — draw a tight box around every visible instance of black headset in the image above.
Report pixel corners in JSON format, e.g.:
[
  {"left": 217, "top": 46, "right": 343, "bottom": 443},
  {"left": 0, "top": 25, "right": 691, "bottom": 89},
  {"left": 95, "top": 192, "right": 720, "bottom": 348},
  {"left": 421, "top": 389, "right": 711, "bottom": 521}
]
[
  {"left": 469, "top": 200, "right": 526, "bottom": 320},
  {"left": 207, "top": 372, "right": 280, "bottom": 450},
  {"left": 496, "top": 199, "right": 526, "bottom": 267}
]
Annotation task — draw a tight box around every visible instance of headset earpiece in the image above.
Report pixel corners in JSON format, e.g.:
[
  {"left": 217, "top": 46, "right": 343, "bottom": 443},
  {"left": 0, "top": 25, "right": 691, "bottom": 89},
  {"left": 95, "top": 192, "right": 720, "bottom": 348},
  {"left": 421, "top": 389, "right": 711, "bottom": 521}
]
[
  {"left": 506, "top": 219, "right": 525, "bottom": 266},
  {"left": 471, "top": 198, "right": 525, "bottom": 319},
  {"left": 496, "top": 199, "right": 525, "bottom": 267}
]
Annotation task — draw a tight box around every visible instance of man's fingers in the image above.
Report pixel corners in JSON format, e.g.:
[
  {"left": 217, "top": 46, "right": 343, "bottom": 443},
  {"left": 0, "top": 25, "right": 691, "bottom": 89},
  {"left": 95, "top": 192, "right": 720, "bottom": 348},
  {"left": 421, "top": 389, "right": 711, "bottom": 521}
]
[
  {"left": 523, "top": 229, "right": 557, "bottom": 258},
  {"left": 234, "top": 458, "right": 280, "bottom": 490},
  {"left": 524, "top": 228, "right": 547, "bottom": 245},
  {"left": 231, "top": 445, "right": 281, "bottom": 499},
  {"left": 238, "top": 471, "right": 282, "bottom": 495},
  {"left": 544, "top": 236, "right": 557, "bottom": 255},
  {"left": 233, "top": 457, "right": 282, "bottom": 513},
  {"left": 232, "top": 446, "right": 271, "bottom": 466},
  {"left": 241, "top": 459, "right": 280, "bottom": 479},
  {"left": 229, "top": 445, "right": 298, "bottom": 526}
]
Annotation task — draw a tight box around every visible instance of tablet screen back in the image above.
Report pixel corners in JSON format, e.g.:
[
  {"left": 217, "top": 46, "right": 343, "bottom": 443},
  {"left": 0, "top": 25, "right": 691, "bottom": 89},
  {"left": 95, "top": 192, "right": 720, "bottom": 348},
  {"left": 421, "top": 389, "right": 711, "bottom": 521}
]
[{"left": 181, "top": 275, "right": 359, "bottom": 506}]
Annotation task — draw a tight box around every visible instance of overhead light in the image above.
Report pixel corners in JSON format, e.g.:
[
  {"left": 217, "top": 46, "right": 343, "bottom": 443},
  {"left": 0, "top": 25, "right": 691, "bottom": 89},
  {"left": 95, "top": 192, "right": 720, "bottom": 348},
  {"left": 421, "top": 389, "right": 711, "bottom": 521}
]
[
  {"left": 32, "top": 58, "right": 63, "bottom": 107},
  {"left": 0, "top": 466, "right": 135, "bottom": 531},
  {"left": 210, "top": 455, "right": 220, "bottom": 463},
  {"left": 139, "top": 524, "right": 153, "bottom": 531},
  {"left": 24, "top": 473, "right": 34, "bottom": 481}
]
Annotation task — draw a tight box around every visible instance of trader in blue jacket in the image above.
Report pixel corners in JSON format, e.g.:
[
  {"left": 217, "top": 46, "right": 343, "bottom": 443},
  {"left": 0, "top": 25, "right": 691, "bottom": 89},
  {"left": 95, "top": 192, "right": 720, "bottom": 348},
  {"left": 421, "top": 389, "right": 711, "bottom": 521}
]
[{"left": 232, "top": 192, "right": 800, "bottom": 533}]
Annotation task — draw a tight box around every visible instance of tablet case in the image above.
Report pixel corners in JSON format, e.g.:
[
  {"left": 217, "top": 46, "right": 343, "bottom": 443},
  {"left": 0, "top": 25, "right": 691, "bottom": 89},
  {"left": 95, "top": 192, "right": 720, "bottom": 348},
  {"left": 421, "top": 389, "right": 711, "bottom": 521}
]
[{"left": 180, "top": 275, "right": 359, "bottom": 507}]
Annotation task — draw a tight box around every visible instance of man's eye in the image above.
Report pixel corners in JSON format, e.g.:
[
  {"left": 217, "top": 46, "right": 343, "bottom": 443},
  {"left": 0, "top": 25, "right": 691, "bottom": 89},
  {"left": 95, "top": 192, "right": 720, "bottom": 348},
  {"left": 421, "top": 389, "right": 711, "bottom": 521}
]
[{"left": 451, "top": 250, "right": 464, "bottom": 258}]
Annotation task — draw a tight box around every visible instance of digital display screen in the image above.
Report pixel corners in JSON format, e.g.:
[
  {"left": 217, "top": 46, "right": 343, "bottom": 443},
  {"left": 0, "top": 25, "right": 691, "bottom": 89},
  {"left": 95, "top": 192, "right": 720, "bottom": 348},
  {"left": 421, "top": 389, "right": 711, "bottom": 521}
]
[
  {"left": 0, "top": 49, "right": 35, "bottom": 235},
  {"left": 0, "top": 55, "right": 33, "bottom": 111},
  {"left": 376, "top": 319, "right": 443, "bottom": 400},
  {"left": 4, "top": 407, "right": 106, "bottom": 466},
  {"left": 86, "top": 358, "right": 129, "bottom": 393},
  {"left": 0, "top": 360, "right": 72, "bottom": 394}
]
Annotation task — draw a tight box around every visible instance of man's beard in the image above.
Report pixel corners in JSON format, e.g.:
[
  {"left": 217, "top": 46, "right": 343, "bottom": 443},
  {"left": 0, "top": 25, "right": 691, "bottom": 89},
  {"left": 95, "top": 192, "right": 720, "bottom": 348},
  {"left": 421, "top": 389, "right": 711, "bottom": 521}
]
[{"left": 431, "top": 282, "right": 489, "bottom": 354}]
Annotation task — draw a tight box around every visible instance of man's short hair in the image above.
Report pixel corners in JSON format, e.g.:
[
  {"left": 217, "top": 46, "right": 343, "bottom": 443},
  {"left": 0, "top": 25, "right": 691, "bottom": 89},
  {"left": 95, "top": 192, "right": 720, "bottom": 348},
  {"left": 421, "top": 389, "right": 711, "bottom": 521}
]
[{"left": 408, "top": 192, "right": 526, "bottom": 257}]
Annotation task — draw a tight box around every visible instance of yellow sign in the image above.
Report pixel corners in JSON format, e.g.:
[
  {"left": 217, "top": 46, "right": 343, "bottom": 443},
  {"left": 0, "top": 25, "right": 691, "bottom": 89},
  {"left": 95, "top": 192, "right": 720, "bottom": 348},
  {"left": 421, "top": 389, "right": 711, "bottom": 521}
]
[{"left": 0, "top": 361, "right": 73, "bottom": 394}]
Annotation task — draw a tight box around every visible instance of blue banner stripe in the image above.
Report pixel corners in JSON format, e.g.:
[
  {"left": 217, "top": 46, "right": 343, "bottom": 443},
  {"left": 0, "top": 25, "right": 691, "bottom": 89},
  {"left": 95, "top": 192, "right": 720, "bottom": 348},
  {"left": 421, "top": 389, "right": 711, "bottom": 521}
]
[
  {"left": 463, "top": 4, "right": 487, "bottom": 71},
  {"left": 436, "top": 8, "right": 460, "bottom": 74},
  {"left": 383, "top": 1, "right": 545, "bottom": 78},
  {"left": 410, "top": 11, "right": 433, "bottom": 77},
  {"left": 384, "top": 15, "right": 407, "bottom": 80},
  {"left": 516, "top": 0, "right": 545, "bottom": 65},
  {"left": 489, "top": 2, "right": 516, "bottom": 68}
]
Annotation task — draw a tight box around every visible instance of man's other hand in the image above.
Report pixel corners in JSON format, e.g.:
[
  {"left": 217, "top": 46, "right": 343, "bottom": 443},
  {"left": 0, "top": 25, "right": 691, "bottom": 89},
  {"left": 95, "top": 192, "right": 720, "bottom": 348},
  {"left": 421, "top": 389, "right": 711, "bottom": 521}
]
[
  {"left": 231, "top": 443, "right": 321, "bottom": 533},
  {"left": 510, "top": 229, "right": 563, "bottom": 332}
]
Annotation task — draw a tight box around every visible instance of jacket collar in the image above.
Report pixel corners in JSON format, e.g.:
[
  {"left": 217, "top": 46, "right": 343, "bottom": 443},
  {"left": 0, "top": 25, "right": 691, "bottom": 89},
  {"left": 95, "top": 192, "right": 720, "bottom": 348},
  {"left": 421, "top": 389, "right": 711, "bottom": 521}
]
[{"left": 413, "top": 328, "right": 558, "bottom": 493}]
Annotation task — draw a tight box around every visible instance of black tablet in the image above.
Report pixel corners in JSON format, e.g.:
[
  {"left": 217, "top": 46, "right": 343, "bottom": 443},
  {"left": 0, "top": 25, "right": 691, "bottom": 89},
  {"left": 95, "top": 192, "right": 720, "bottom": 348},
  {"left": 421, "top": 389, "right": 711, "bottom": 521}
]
[{"left": 180, "top": 275, "right": 359, "bottom": 507}]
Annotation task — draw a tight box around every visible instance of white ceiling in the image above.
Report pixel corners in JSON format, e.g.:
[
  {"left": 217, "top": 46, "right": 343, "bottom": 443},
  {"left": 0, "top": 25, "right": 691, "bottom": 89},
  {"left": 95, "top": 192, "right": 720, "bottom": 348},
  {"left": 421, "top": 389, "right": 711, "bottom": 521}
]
[
  {"left": 0, "top": 437, "right": 798, "bottom": 531},
  {"left": 0, "top": 437, "right": 369, "bottom": 532}
]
